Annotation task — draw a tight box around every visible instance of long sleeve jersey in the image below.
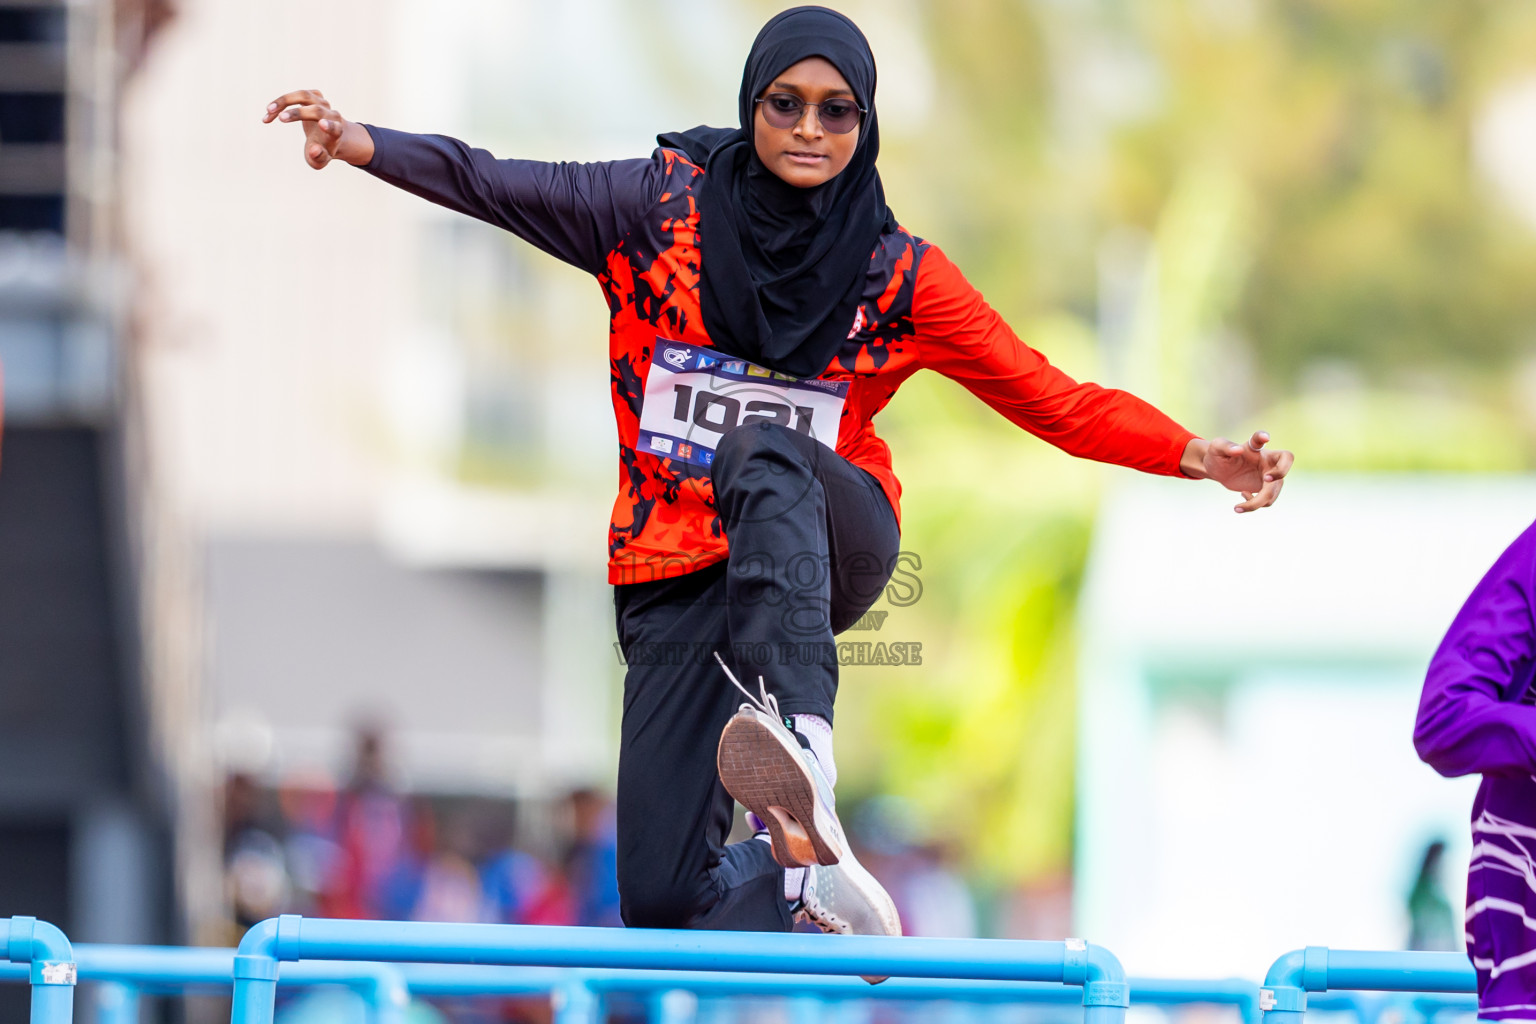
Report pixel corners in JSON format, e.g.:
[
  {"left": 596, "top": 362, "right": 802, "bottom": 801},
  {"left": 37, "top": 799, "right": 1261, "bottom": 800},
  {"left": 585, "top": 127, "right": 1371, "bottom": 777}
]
[
  {"left": 1415, "top": 521, "right": 1536, "bottom": 1018},
  {"left": 358, "top": 125, "right": 1198, "bottom": 583}
]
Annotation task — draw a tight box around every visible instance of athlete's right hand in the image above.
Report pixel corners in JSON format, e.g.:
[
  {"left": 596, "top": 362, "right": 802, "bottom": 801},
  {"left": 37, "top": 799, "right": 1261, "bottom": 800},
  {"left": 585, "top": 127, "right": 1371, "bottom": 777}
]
[{"left": 262, "top": 89, "right": 375, "bottom": 169}]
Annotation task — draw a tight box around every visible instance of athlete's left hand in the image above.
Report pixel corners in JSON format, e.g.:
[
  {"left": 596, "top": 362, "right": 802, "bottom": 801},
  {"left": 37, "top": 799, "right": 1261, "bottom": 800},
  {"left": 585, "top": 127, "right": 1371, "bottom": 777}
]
[{"left": 1181, "top": 431, "right": 1293, "bottom": 513}]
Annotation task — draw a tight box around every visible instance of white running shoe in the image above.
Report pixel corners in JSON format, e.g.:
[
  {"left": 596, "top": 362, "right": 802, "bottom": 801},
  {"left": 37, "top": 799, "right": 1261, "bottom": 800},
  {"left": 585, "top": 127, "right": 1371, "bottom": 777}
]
[
  {"left": 714, "top": 656, "right": 847, "bottom": 868},
  {"left": 712, "top": 656, "right": 902, "bottom": 981},
  {"left": 796, "top": 852, "right": 904, "bottom": 983}
]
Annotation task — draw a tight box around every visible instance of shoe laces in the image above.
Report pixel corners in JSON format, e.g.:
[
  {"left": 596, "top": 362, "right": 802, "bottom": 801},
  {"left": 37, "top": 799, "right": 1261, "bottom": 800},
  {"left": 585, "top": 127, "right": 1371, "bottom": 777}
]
[{"left": 713, "top": 651, "right": 781, "bottom": 721}]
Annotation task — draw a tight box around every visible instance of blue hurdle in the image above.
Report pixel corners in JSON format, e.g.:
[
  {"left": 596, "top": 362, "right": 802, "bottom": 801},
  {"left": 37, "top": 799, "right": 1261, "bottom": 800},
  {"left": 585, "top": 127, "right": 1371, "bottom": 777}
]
[
  {"left": 400, "top": 965, "right": 1258, "bottom": 1024},
  {"left": 0, "top": 931, "right": 412, "bottom": 1024},
  {"left": 3, "top": 918, "right": 75, "bottom": 1024},
  {"left": 1, "top": 949, "right": 1254, "bottom": 1024},
  {"left": 1, "top": 955, "right": 1474, "bottom": 1024},
  {"left": 3, "top": 916, "right": 1481, "bottom": 1024},
  {"left": 389, "top": 956, "right": 1475, "bottom": 1024},
  {"left": 0, "top": 927, "right": 1222, "bottom": 1024},
  {"left": 1260, "top": 947, "right": 1478, "bottom": 1024},
  {"left": 227, "top": 914, "right": 1129, "bottom": 1024},
  {"left": 70, "top": 945, "right": 409, "bottom": 1024},
  {"left": 1305, "top": 991, "right": 1480, "bottom": 1024}
]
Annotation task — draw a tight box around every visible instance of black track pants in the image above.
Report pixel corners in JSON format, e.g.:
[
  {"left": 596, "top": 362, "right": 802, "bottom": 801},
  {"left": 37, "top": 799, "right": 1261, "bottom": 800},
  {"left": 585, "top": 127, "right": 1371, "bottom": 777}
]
[{"left": 613, "top": 423, "right": 900, "bottom": 930}]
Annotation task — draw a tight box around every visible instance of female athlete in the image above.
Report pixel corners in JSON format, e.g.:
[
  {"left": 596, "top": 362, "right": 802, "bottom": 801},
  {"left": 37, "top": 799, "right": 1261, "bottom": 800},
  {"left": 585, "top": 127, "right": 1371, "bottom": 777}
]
[{"left": 263, "top": 6, "right": 1294, "bottom": 955}]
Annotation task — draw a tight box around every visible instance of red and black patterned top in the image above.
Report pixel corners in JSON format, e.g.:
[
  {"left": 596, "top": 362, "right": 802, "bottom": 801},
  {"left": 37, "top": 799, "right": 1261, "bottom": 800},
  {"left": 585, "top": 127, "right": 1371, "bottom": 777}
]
[{"left": 361, "top": 127, "right": 1197, "bottom": 585}]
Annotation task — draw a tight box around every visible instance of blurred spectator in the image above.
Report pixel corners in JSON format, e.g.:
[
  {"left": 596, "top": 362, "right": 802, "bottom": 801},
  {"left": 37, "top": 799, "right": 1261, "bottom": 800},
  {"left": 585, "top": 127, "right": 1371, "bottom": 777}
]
[
  {"left": 330, "top": 725, "right": 409, "bottom": 918},
  {"left": 563, "top": 788, "right": 621, "bottom": 927},
  {"left": 219, "top": 727, "right": 633, "bottom": 945},
  {"left": 997, "top": 873, "right": 1074, "bottom": 942},
  {"left": 481, "top": 804, "right": 574, "bottom": 926},
  {"left": 1407, "top": 839, "right": 1458, "bottom": 951},
  {"left": 848, "top": 796, "right": 977, "bottom": 938},
  {"left": 412, "top": 812, "right": 496, "bottom": 924},
  {"left": 377, "top": 798, "right": 447, "bottom": 921},
  {"left": 278, "top": 772, "right": 342, "bottom": 916},
  {"left": 900, "top": 842, "right": 977, "bottom": 939},
  {"left": 224, "top": 773, "right": 291, "bottom": 930}
]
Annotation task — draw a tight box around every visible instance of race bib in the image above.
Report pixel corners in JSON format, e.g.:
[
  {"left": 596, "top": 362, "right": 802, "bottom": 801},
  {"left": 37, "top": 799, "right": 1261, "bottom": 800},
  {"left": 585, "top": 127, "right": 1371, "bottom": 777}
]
[{"left": 637, "top": 339, "right": 849, "bottom": 468}]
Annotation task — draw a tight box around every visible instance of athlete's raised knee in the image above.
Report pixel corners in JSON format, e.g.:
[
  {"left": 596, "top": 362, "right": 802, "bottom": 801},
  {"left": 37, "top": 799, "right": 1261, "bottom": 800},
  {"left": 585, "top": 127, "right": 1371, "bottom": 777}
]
[
  {"left": 619, "top": 880, "right": 706, "bottom": 929},
  {"left": 712, "top": 422, "right": 807, "bottom": 477}
]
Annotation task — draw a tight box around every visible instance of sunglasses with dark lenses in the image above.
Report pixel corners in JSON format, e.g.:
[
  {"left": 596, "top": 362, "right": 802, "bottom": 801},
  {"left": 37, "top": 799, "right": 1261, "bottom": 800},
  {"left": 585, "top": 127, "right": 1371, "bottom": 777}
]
[{"left": 755, "top": 93, "right": 865, "bottom": 134}]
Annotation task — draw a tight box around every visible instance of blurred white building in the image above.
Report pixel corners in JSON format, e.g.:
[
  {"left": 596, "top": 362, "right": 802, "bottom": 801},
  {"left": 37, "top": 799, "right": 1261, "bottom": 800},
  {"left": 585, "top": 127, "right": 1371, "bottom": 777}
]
[
  {"left": 1075, "top": 472, "right": 1529, "bottom": 976},
  {"left": 117, "top": 0, "right": 749, "bottom": 801},
  {"left": 0, "top": 2, "right": 177, "bottom": 1015},
  {"left": 111, "top": 0, "right": 763, "bottom": 939}
]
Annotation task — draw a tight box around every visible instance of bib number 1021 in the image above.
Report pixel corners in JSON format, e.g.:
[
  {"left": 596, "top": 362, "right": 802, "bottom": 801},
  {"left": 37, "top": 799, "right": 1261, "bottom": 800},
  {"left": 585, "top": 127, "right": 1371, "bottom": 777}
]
[
  {"left": 636, "top": 339, "right": 848, "bottom": 467},
  {"left": 670, "top": 383, "right": 817, "bottom": 436}
]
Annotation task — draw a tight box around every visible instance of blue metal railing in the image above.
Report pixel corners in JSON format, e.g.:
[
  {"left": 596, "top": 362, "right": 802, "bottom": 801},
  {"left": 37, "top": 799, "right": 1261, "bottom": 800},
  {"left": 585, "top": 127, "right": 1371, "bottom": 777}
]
[
  {"left": 1, "top": 957, "right": 1478, "bottom": 1024},
  {"left": 227, "top": 915, "right": 1129, "bottom": 1024},
  {"left": 0, "top": 914, "right": 1485, "bottom": 1024},
  {"left": 1, "top": 949, "right": 1259, "bottom": 1023},
  {"left": 1260, "top": 946, "right": 1478, "bottom": 1024},
  {"left": 1305, "top": 991, "right": 1480, "bottom": 1024},
  {"left": 0, "top": 933, "right": 411, "bottom": 1024},
  {"left": 400, "top": 965, "right": 1260, "bottom": 1024},
  {"left": 4, "top": 917, "right": 75, "bottom": 1024}
]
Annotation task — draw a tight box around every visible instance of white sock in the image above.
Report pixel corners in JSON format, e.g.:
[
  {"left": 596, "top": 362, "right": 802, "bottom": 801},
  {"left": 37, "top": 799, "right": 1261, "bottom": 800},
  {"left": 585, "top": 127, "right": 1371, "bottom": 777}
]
[
  {"left": 791, "top": 713, "right": 836, "bottom": 789},
  {"left": 755, "top": 715, "right": 833, "bottom": 907},
  {"left": 784, "top": 865, "right": 806, "bottom": 902},
  {"left": 755, "top": 834, "right": 807, "bottom": 903}
]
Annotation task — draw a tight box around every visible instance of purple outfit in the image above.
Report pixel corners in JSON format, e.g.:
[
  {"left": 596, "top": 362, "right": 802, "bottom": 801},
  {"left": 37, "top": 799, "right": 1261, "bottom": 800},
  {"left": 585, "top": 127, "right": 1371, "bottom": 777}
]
[{"left": 1416, "top": 521, "right": 1536, "bottom": 1020}]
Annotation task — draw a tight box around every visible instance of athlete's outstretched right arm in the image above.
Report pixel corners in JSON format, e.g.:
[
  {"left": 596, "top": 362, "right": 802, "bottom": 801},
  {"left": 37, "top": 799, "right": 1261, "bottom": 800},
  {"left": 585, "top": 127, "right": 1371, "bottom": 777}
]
[
  {"left": 262, "top": 89, "right": 660, "bottom": 275},
  {"left": 1415, "top": 522, "right": 1536, "bottom": 778}
]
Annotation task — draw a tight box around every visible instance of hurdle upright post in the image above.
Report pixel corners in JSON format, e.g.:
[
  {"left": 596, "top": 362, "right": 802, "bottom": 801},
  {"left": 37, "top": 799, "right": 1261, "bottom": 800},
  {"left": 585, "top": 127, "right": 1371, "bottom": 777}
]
[
  {"left": 231, "top": 918, "right": 284, "bottom": 1024},
  {"left": 4, "top": 917, "right": 77, "bottom": 1024},
  {"left": 1076, "top": 938, "right": 1131, "bottom": 1024}
]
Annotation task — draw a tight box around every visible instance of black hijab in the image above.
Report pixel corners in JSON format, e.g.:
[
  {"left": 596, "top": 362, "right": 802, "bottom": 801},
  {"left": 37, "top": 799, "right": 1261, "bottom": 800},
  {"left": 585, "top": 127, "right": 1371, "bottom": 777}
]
[{"left": 658, "top": 6, "right": 898, "bottom": 379}]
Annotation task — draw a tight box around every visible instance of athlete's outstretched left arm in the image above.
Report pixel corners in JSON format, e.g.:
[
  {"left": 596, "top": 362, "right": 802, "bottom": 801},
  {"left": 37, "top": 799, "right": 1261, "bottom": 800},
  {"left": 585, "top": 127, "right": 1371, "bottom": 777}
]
[{"left": 914, "top": 244, "right": 1293, "bottom": 513}]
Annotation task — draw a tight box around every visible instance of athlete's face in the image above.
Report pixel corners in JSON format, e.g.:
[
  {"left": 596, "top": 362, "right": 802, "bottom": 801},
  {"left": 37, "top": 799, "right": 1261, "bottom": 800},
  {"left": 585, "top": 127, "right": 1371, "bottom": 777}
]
[{"left": 753, "top": 57, "right": 861, "bottom": 189}]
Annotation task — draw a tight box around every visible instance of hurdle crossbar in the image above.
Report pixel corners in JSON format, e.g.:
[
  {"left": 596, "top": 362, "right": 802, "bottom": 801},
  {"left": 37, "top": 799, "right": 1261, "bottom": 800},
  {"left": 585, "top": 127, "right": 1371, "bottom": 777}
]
[
  {"left": 229, "top": 915, "right": 1129, "bottom": 1024},
  {"left": 1260, "top": 946, "right": 1477, "bottom": 1024}
]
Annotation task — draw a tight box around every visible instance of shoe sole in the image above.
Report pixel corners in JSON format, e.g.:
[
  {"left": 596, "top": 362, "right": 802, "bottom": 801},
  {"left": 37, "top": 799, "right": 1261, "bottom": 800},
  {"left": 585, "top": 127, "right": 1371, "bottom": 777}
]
[{"left": 717, "top": 711, "right": 845, "bottom": 868}]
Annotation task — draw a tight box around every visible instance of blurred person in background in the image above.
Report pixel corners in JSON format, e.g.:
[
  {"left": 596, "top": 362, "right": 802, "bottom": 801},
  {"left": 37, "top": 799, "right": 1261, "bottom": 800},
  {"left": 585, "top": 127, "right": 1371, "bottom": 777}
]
[
  {"left": 277, "top": 772, "right": 344, "bottom": 917},
  {"left": 849, "top": 796, "right": 975, "bottom": 938},
  {"left": 377, "top": 797, "right": 453, "bottom": 921},
  {"left": 480, "top": 805, "right": 576, "bottom": 926},
  {"left": 223, "top": 772, "right": 290, "bottom": 935},
  {"left": 1415, "top": 521, "right": 1536, "bottom": 1017},
  {"left": 899, "top": 842, "right": 977, "bottom": 939},
  {"left": 330, "top": 724, "right": 409, "bottom": 919},
  {"left": 563, "top": 788, "right": 622, "bottom": 927},
  {"left": 1405, "top": 839, "right": 1457, "bottom": 952},
  {"left": 261, "top": 5, "right": 1292, "bottom": 952}
]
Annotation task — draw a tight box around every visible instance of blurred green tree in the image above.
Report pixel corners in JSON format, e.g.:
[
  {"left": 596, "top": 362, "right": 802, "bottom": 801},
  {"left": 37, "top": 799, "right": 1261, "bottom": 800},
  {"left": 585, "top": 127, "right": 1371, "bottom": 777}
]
[
  {"left": 1106, "top": 0, "right": 1536, "bottom": 394},
  {"left": 835, "top": 0, "right": 1536, "bottom": 917}
]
